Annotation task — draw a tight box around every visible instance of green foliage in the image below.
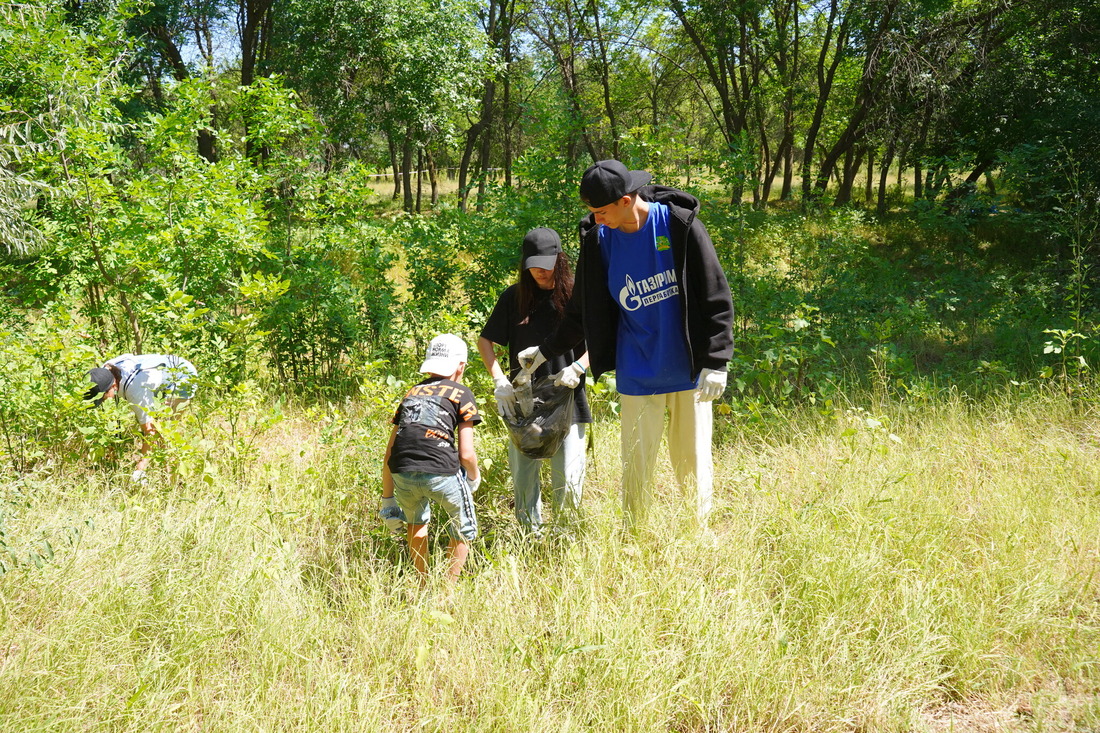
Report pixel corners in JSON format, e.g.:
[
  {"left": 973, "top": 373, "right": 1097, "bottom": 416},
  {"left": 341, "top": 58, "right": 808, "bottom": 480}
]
[
  {"left": 388, "top": 169, "right": 582, "bottom": 356},
  {"left": 270, "top": 0, "right": 494, "bottom": 161},
  {"left": 508, "top": 151, "right": 586, "bottom": 235},
  {"left": 0, "top": 2, "right": 133, "bottom": 255},
  {"left": 1039, "top": 328, "right": 1092, "bottom": 395},
  {"left": 0, "top": 302, "right": 120, "bottom": 472},
  {"left": 188, "top": 378, "right": 285, "bottom": 481},
  {"left": 709, "top": 130, "right": 759, "bottom": 204},
  {"left": 262, "top": 249, "right": 366, "bottom": 392},
  {"left": 729, "top": 305, "right": 839, "bottom": 420},
  {"left": 219, "top": 271, "right": 288, "bottom": 385}
]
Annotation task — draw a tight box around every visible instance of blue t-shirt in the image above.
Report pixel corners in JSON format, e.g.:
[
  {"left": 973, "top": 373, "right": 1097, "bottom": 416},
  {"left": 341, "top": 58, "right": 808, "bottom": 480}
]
[{"left": 599, "top": 202, "right": 695, "bottom": 395}]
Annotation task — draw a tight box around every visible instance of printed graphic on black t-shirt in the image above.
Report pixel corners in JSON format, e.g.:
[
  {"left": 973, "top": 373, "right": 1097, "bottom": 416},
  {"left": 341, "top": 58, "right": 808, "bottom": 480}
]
[{"left": 387, "top": 377, "right": 481, "bottom": 475}]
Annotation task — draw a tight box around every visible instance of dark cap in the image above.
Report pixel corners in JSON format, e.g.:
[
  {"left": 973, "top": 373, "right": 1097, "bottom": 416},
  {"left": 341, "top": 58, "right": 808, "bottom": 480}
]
[
  {"left": 579, "top": 160, "right": 652, "bottom": 208},
  {"left": 84, "top": 367, "right": 115, "bottom": 406},
  {"left": 522, "top": 227, "right": 562, "bottom": 270}
]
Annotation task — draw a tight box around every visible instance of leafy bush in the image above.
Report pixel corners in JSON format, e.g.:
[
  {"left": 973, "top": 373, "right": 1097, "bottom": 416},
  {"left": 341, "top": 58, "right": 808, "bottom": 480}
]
[
  {"left": 262, "top": 249, "right": 367, "bottom": 393},
  {"left": 0, "top": 302, "right": 123, "bottom": 472},
  {"left": 729, "top": 305, "right": 839, "bottom": 420}
]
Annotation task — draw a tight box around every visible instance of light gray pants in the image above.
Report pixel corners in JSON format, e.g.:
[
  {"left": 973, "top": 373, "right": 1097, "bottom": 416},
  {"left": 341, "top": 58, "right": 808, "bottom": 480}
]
[{"left": 508, "top": 423, "right": 587, "bottom": 535}]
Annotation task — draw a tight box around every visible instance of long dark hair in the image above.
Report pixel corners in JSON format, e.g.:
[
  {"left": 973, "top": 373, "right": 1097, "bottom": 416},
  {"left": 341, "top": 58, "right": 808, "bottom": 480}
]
[{"left": 516, "top": 252, "right": 574, "bottom": 321}]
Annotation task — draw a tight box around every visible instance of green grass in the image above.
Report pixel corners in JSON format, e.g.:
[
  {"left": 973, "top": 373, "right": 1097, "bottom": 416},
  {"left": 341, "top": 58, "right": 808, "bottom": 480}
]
[{"left": 1, "top": 389, "right": 1098, "bottom": 731}]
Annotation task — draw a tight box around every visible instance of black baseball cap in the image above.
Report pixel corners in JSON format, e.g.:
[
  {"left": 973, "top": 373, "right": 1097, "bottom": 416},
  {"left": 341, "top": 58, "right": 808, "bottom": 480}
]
[
  {"left": 522, "top": 227, "right": 562, "bottom": 270},
  {"left": 579, "top": 160, "right": 652, "bottom": 208}
]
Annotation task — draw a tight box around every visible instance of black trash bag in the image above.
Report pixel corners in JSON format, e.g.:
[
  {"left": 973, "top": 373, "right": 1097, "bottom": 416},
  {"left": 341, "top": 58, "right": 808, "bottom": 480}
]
[{"left": 504, "top": 376, "right": 575, "bottom": 459}]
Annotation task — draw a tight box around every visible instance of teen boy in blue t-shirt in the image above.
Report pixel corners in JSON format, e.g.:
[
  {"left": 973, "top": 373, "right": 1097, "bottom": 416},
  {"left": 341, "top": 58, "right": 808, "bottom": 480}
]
[{"left": 520, "top": 160, "right": 734, "bottom": 530}]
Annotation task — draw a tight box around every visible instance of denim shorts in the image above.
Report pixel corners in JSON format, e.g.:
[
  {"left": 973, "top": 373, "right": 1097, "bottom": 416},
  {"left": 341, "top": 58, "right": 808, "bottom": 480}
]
[{"left": 391, "top": 471, "right": 478, "bottom": 542}]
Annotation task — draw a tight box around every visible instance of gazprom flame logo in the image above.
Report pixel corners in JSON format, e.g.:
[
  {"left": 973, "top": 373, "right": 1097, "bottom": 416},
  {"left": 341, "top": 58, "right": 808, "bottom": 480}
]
[
  {"left": 619, "top": 275, "right": 642, "bottom": 311},
  {"left": 618, "top": 269, "right": 679, "bottom": 312}
]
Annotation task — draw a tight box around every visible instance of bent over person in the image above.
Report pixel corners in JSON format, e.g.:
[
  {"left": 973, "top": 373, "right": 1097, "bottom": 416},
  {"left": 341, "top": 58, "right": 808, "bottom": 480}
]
[
  {"left": 519, "top": 160, "right": 734, "bottom": 530},
  {"left": 381, "top": 334, "right": 482, "bottom": 583},
  {"left": 84, "top": 353, "right": 198, "bottom": 484}
]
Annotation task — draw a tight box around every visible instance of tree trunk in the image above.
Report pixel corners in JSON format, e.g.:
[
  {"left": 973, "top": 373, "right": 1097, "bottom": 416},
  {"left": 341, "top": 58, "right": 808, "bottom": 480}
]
[
  {"left": 402, "top": 132, "right": 414, "bottom": 213},
  {"left": 428, "top": 149, "right": 439, "bottom": 205},
  {"left": 865, "top": 148, "right": 875, "bottom": 204},
  {"left": 757, "top": 112, "right": 773, "bottom": 207},
  {"left": 781, "top": 138, "right": 794, "bottom": 200},
  {"left": 910, "top": 101, "right": 934, "bottom": 199},
  {"left": 588, "top": 0, "right": 619, "bottom": 160},
  {"left": 811, "top": 0, "right": 901, "bottom": 202},
  {"left": 503, "top": 74, "right": 514, "bottom": 189},
  {"left": 764, "top": 128, "right": 793, "bottom": 206},
  {"left": 458, "top": 79, "right": 495, "bottom": 212},
  {"left": 877, "top": 142, "right": 895, "bottom": 215},
  {"left": 388, "top": 134, "right": 401, "bottom": 201},
  {"left": 833, "top": 146, "right": 860, "bottom": 205},
  {"left": 416, "top": 147, "right": 423, "bottom": 213},
  {"left": 527, "top": 1, "right": 600, "bottom": 163},
  {"left": 239, "top": 0, "right": 275, "bottom": 162},
  {"left": 668, "top": 0, "right": 747, "bottom": 162},
  {"left": 475, "top": 99, "right": 495, "bottom": 212},
  {"left": 800, "top": 0, "right": 848, "bottom": 203},
  {"left": 145, "top": 22, "right": 218, "bottom": 162},
  {"left": 780, "top": 0, "right": 799, "bottom": 202}
]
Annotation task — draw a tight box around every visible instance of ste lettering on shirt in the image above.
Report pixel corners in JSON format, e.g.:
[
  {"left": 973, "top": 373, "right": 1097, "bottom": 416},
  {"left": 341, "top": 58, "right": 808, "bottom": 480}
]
[{"left": 387, "top": 377, "right": 482, "bottom": 476}]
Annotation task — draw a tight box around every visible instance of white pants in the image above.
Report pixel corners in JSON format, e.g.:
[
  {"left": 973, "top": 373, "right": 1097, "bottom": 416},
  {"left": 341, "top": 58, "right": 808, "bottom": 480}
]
[
  {"left": 619, "top": 389, "right": 713, "bottom": 528},
  {"left": 508, "top": 423, "right": 587, "bottom": 535}
]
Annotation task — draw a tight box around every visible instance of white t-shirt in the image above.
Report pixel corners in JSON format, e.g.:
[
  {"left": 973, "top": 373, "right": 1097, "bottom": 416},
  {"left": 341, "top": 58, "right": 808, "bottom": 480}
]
[{"left": 104, "top": 354, "right": 197, "bottom": 425}]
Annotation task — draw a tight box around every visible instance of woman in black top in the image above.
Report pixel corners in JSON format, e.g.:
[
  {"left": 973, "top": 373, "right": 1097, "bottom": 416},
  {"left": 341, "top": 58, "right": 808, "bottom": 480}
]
[{"left": 478, "top": 228, "right": 591, "bottom": 537}]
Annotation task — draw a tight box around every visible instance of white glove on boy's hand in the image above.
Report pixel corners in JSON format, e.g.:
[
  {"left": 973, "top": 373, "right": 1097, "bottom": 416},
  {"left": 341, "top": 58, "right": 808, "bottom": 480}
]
[
  {"left": 493, "top": 376, "right": 517, "bottom": 419},
  {"left": 516, "top": 346, "right": 546, "bottom": 372},
  {"left": 467, "top": 474, "right": 482, "bottom": 493},
  {"left": 696, "top": 368, "right": 727, "bottom": 402},
  {"left": 553, "top": 362, "right": 585, "bottom": 389},
  {"left": 379, "top": 496, "right": 406, "bottom": 533}
]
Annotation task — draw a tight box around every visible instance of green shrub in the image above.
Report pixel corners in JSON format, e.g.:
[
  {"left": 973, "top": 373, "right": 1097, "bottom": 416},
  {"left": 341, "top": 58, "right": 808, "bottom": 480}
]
[{"left": 0, "top": 301, "right": 122, "bottom": 472}]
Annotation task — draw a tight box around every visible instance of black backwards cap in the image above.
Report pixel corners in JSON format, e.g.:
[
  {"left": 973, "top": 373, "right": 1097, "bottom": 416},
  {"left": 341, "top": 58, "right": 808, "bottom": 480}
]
[{"left": 579, "top": 160, "right": 652, "bottom": 208}]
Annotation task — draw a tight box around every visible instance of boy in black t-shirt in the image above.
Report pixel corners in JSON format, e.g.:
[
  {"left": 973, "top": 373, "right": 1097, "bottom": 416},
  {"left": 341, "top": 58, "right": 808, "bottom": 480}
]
[{"left": 381, "top": 334, "right": 482, "bottom": 583}]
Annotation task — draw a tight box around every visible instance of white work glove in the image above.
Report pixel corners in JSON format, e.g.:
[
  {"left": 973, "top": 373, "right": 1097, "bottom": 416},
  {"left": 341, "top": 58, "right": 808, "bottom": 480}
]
[
  {"left": 553, "top": 361, "right": 585, "bottom": 389},
  {"left": 516, "top": 346, "right": 546, "bottom": 373},
  {"left": 696, "top": 368, "right": 727, "bottom": 402},
  {"left": 378, "top": 496, "right": 406, "bottom": 534},
  {"left": 462, "top": 469, "right": 481, "bottom": 494},
  {"left": 130, "top": 469, "right": 147, "bottom": 486},
  {"left": 493, "top": 376, "right": 517, "bottom": 419}
]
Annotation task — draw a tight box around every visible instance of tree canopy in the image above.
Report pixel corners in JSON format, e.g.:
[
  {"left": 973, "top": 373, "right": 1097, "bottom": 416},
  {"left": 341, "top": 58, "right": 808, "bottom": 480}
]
[{"left": 1, "top": 0, "right": 1098, "bottom": 395}]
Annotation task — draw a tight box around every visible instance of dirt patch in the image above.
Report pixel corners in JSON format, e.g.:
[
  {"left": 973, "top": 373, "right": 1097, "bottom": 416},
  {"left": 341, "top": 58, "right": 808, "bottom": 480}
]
[{"left": 920, "top": 691, "right": 1100, "bottom": 732}]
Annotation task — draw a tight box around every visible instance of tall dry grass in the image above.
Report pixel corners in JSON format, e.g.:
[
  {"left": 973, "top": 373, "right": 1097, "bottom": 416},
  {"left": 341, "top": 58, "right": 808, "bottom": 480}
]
[{"left": 1, "top": 389, "right": 1098, "bottom": 731}]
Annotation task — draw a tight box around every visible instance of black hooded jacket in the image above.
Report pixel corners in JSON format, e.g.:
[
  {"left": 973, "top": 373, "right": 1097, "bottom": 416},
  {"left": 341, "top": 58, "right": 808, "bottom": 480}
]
[{"left": 542, "top": 185, "right": 734, "bottom": 381}]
